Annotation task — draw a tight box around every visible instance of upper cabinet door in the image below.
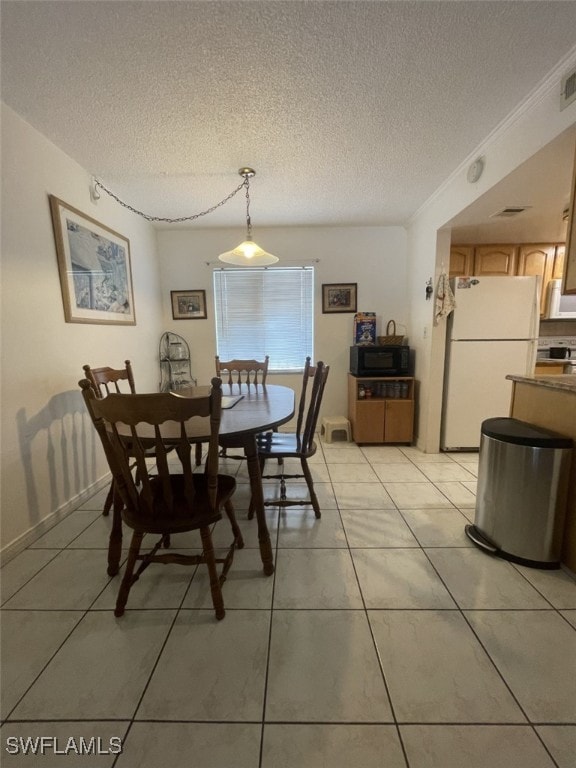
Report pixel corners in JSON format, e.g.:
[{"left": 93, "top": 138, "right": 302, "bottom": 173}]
[
  {"left": 449, "top": 246, "right": 474, "bottom": 277},
  {"left": 553, "top": 244, "right": 565, "bottom": 279},
  {"left": 473, "top": 245, "right": 518, "bottom": 276},
  {"left": 517, "top": 244, "right": 556, "bottom": 314}
]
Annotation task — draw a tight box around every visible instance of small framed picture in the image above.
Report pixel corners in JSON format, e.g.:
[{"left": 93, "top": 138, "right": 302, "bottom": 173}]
[
  {"left": 171, "top": 289, "right": 207, "bottom": 320},
  {"left": 322, "top": 283, "right": 357, "bottom": 313}
]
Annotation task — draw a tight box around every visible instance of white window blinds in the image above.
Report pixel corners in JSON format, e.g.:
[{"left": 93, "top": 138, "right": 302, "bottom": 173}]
[{"left": 213, "top": 267, "right": 314, "bottom": 372}]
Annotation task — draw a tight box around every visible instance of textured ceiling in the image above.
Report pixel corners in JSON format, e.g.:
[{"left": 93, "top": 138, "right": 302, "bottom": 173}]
[{"left": 2, "top": 1, "right": 576, "bottom": 229}]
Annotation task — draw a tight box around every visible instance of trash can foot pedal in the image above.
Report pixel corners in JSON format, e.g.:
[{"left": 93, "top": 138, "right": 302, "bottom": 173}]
[
  {"left": 465, "top": 524, "right": 561, "bottom": 570},
  {"left": 465, "top": 524, "right": 498, "bottom": 554}
]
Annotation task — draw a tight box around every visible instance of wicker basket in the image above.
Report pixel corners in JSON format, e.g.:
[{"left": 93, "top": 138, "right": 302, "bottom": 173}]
[{"left": 378, "top": 320, "right": 404, "bottom": 346}]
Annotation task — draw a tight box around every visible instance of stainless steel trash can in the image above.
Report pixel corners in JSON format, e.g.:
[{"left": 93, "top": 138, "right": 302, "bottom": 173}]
[{"left": 465, "top": 417, "right": 573, "bottom": 569}]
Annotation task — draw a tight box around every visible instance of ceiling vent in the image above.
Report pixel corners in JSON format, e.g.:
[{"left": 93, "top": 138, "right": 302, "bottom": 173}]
[
  {"left": 560, "top": 66, "right": 576, "bottom": 111},
  {"left": 490, "top": 206, "right": 531, "bottom": 218}
]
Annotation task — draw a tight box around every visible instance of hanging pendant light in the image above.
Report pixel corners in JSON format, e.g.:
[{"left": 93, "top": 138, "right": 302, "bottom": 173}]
[{"left": 218, "top": 168, "right": 278, "bottom": 266}]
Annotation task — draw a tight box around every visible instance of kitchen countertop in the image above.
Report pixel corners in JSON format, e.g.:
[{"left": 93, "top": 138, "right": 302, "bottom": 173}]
[{"left": 506, "top": 374, "right": 576, "bottom": 393}]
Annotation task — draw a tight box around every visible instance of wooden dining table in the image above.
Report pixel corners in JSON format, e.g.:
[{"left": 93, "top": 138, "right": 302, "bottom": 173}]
[{"left": 108, "top": 382, "right": 295, "bottom": 577}]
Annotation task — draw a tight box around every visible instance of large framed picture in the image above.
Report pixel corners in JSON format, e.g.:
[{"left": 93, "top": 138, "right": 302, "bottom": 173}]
[
  {"left": 49, "top": 195, "right": 136, "bottom": 325},
  {"left": 322, "top": 283, "right": 358, "bottom": 313},
  {"left": 171, "top": 289, "right": 207, "bottom": 320}
]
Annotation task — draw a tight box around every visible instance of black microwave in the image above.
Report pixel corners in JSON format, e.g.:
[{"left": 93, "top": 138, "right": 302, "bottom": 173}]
[{"left": 350, "top": 345, "right": 410, "bottom": 377}]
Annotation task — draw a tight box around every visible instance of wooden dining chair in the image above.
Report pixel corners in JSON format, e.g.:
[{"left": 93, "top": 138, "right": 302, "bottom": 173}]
[
  {"left": 215, "top": 355, "right": 269, "bottom": 386},
  {"left": 249, "top": 358, "right": 330, "bottom": 519},
  {"left": 82, "top": 361, "right": 138, "bottom": 518},
  {"left": 201, "top": 356, "right": 270, "bottom": 464},
  {"left": 79, "top": 377, "right": 243, "bottom": 619}
]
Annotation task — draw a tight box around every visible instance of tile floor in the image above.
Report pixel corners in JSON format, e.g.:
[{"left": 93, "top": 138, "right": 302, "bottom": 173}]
[{"left": 1, "top": 439, "right": 576, "bottom": 767}]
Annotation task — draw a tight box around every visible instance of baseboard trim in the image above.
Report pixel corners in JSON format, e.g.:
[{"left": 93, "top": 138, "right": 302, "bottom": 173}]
[{"left": 0, "top": 474, "right": 111, "bottom": 564}]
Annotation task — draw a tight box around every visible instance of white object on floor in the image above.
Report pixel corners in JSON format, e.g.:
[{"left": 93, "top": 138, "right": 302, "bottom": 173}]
[{"left": 321, "top": 416, "right": 351, "bottom": 443}]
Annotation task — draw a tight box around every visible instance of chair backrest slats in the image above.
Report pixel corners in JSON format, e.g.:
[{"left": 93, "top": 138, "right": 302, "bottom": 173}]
[
  {"left": 295, "top": 358, "right": 330, "bottom": 453},
  {"left": 215, "top": 356, "right": 269, "bottom": 386},
  {"left": 79, "top": 377, "right": 224, "bottom": 522},
  {"left": 83, "top": 360, "right": 136, "bottom": 398}
]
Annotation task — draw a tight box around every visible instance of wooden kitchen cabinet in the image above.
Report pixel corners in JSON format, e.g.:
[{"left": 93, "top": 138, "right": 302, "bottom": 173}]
[
  {"left": 535, "top": 363, "right": 565, "bottom": 375},
  {"left": 516, "top": 243, "right": 556, "bottom": 314},
  {"left": 552, "top": 244, "right": 565, "bottom": 279},
  {"left": 348, "top": 374, "right": 414, "bottom": 444},
  {"left": 450, "top": 242, "right": 566, "bottom": 315},
  {"left": 449, "top": 246, "right": 474, "bottom": 277},
  {"left": 473, "top": 244, "right": 518, "bottom": 276}
]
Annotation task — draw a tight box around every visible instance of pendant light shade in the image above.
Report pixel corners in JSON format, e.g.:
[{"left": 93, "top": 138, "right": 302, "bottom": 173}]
[{"left": 218, "top": 168, "right": 278, "bottom": 266}]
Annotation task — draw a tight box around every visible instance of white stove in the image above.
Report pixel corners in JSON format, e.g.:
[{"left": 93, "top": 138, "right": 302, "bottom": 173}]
[{"left": 537, "top": 336, "right": 576, "bottom": 371}]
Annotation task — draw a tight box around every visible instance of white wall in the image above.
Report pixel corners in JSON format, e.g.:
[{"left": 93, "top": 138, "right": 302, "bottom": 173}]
[
  {"left": 1, "top": 104, "right": 163, "bottom": 554},
  {"left": 407, "top": 67, "right": 576, "bottom": 452},
  {"left": 156, "top": 226, "right": 408, "bottom": 423}
]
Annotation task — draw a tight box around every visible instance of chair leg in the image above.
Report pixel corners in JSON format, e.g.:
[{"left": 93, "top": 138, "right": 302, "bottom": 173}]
[
  {"left": 195, "top": 442, "right": 203, "bottom": 467},
  {"left": 247, "top": 455, "right": 266, "bottom": 520},
  {"left": 107, "top": 489, "right": 124, "bottom": 577},
  {"left": 224, "top": 500, "right": 244, "bottom": 549},
  {"left": 114, "top": 531, "right": 144, "bottom": 617},
  {"left": 301, "top": 457, "right": 321, "bottom": 519},
  {"left": 200, "top": 527, "right": 225, "bottom": 620},
  {"left": 102, "top": 481, "right": 114, "bottom": 517}
]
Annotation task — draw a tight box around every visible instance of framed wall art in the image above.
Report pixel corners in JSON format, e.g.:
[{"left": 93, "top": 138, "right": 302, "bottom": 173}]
[
  {"left": 49, "top": 195, "right": 136, "bottom": 324},
  {"left": 171, "top": 289, "right": 207, "bottom": 320},
  {"left": 322, "top": 283, "right": 357, "bottom": 313}
]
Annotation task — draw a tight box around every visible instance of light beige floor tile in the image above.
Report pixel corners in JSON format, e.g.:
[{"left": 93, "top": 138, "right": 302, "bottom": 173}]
[
  {"left": 3, "top": 550, "right": 113, "bottom": 610},
  {"left": 385, "top": 482, "right": 454, "bottom": 509},
  {"left": 399, "top": 508, "right": 472, "bottom": 547},
  {"left": 322, "top": 444, "right": 366, "bottom": 462},
  {"left": 426, "top": 549, "right": 550, "bottom": 609},
  {"left": 401, "top": 725, "right": 555, "bottom": 768},
  {"left": 266, "top": 610, "right": 392, "bottom": 722},
  {"left": 67, "top": 513, "right": 118, "bottom": 548},
  {"left": 182, "top": 548, "right": 274, "bottom": 609},
  {"left": 535, "top": 726, "right": 576, "bottom": 768},
  {"left": 371, "top": 463, "right": 428, "bottom": 482},
  {"left": 433, "top": 481, "right": 476, "bottom": 508},
  {"left": 369, "top": 610, "right": 525, "bottom": 723},
  {"left": 273, "top": 549, "right": 363, "bottom": 609},
  {"left": 211, "top": 509, "right": 279, "bottom": 549},
  {"left": 263, "top": 481, "right": 337, "bottom": 509},
  {"left": 11, "top": 610, "right": 175, "bottom": 720},
  {"left": 460, "top": 481, "right": 477, "bottom": 494},
  {"left": 449, "top": 452, "right": 479, "bottom": 466},
  {"left": 333, "top": 482, "right": 395, "bottom": 509},
  {"left": 261, "top": 724, "right": 406, "bottom": 768},
  {"left": 277, "top": 509, "right": 347, "bottom": 548},
  {"left": 352, "top": 549, "right": 455, "bottom": 608},
  {"left": 459, "top": 462, "right": 478, "bottom": 477},
  {"left": 399, "top": 449, "right": 455, "bottom": 463},
  {"left": 513, "top": 565, "right": 576, "bottom": 609},
  {"left": 0, "top": 549, "right": 60, "bottom": 604},
  {"left": 29, "top": 511, "right": 102, "bottom": 548},
  {"left": 1, "top": 610, "right": 83, "bottom": 719},
  {"left": 561, "top": 610, "right": 576, "bottom": 629},
  {"left": 341, "top": 508, "right": 418, "bottom": 547},
  {"left": 328, "top": 463, "right": 379, "bottom": 482},
  {"left": 115, "top": 722, "right": 261, "bottom": 768},
  {"left": 137, "top": 610, "right": 269, "bottom": 721},
  {"left": 360, "top": 446, "right": 410, "bottom": 463},
  {"left": 76, "top": 486, "right": 110, "bottom": 511},
  {"left": 415, "top": 463, "right": 477, "bottom": 482},
  {"left": 0, "top": 722, "right": 130, "bottom": 767},
  {"left": 92, "top": 552, "right": 199, "bottom": 610},
  {"left": 465, "top": 610, "right": 576, "bottom": 722}
]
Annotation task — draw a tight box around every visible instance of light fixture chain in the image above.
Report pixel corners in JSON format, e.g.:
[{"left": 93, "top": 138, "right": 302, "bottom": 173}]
[{"left": 93, "top": 177, "right": 248, "bottom": 223}]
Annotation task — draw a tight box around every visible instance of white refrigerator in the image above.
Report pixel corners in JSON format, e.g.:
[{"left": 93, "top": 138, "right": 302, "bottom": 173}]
[{"left": 441, "top": 275, "right": 539, "bottom": 451}]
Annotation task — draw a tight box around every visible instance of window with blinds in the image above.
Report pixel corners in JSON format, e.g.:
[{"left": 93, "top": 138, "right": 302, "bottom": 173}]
[{"left": 213, "top": 267, "right": 314, "bottom": 372}]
